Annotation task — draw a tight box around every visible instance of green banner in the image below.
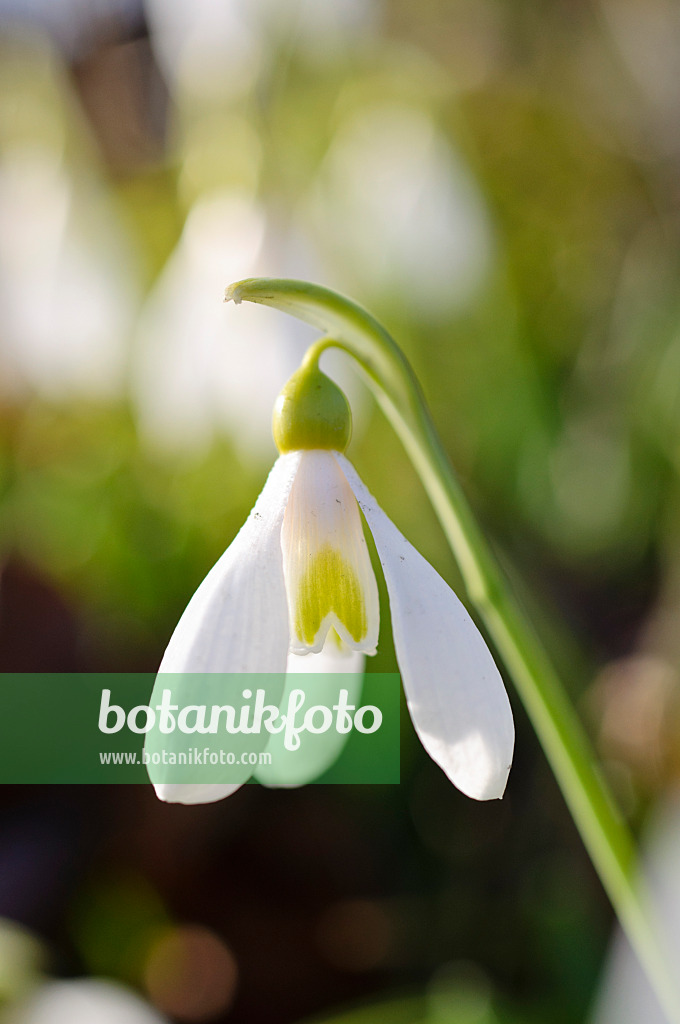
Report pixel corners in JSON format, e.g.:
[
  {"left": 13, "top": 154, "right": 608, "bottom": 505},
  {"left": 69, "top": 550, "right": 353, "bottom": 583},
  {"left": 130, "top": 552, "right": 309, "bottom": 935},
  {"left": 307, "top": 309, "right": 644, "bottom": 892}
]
[{"left": 0, "top": 673, "right": 401, "bottom": 785}]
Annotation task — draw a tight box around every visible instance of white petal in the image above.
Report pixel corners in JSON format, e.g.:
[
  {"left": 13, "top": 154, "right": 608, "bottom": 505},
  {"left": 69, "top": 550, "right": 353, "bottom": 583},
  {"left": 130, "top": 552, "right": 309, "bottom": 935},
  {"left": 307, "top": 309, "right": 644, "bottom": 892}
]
[
  {"left": 255, "top": 640, "right": 365, "bottom": 788},
  {"left": 150, "top": 452, "right": 301, "bottom": 805},
  {"left": 152, "top": 782, "right": 242, "bottom": 805},
  {"left": 4, "top": 979, "right": 169, "bottom": 1024},
  {"left": 591, "top": 789, "right": 680, "bottom": 1024},
  {"left": 281, "top": 450, "right": 379, "bottom": 655},
  {"left": 159, "top": 452, "right": 301, "bottom": 674},
  {"left": 286, "top": 638, "right": 366, "bottom": 676},
  {"left": 337, "top": 453, "right": 514, "bottom": 801}
]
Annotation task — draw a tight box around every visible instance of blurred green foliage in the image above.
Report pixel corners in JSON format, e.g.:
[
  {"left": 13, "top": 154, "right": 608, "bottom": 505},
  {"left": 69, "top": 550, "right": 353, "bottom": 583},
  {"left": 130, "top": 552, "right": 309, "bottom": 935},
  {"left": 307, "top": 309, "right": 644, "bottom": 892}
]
[{"left": 2, "top": 1, "right": 680, "bottom": 1022}]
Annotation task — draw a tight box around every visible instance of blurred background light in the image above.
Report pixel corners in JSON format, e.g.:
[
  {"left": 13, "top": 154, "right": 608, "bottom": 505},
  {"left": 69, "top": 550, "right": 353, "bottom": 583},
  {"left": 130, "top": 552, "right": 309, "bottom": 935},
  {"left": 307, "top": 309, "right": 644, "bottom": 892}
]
[
  {"left": 0, "top": 0, "right": 144, "bottom": 61},
  {"left": 0, "top": 917, "right": 44, "bottom": 1003},
  {"left": 131, "top": 190, "right": 315, "bottom": 458},
  {"left": 426, "top": 961, "right": 496, "bottom": 1024},
  {"left": 144, "top": 0, "right": 260, "bottom": 102},
  {"left": 309, "top": 101, "right": 493, "bottom": 318},
  {"left": 0, "top": 41, "right": 138, "bottom": 400},
  {"left": 591, "top": 655, "right": 677, "bottom": 787},
  {"left": 0, "top": 143, "right": 135, "bottom": 399},
  {"left": 599, "top": 0, "right": 680, "bottom": 153},
  {"left": 316, "top": 898, "right": 392, "bottom": 973},
  {"left": 143, "top": 925, "right": 238, "bottom": 1022}
]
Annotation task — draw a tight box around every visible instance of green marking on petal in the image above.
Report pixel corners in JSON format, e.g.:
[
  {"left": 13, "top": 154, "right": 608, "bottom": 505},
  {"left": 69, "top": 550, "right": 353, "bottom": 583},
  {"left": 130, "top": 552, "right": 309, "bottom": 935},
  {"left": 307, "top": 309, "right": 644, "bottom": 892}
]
[
  {"left": 328, "top": 628, "right": 345, "bottom": 651},
  {"left": 295, "top": 544, "right": 367, "bottom": 646}
]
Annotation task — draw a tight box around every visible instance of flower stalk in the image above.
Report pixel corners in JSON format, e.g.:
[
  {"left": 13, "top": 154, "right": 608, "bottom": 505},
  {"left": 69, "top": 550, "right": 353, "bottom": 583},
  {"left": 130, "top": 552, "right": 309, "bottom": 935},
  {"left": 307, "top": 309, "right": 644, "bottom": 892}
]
[{"left": 225, "top": 277, "right": 680, "bottom": 1024}]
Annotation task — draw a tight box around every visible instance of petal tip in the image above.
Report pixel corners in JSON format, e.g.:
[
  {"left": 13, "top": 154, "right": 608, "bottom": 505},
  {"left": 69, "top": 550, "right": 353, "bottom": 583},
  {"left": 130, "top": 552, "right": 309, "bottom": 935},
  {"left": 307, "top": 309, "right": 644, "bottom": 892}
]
[
  {"left": 153, "top": 783, "right": 241, "bottom": 805},
  {"left": 461, "top": 763, "right": 511, "bottom": 802},
  {"left": 436, "top": 748, "right": 512, "bottom": 802}
]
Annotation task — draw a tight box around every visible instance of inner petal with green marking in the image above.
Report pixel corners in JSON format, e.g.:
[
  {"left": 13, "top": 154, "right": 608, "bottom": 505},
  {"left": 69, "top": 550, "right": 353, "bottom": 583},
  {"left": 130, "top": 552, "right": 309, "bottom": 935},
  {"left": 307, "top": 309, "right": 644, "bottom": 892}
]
[
  {"left": 295, "top": 544, "right": 367, "bottom": 646},
  {"left": 281, "top": 449, "right": 380, "bottom": 656}
]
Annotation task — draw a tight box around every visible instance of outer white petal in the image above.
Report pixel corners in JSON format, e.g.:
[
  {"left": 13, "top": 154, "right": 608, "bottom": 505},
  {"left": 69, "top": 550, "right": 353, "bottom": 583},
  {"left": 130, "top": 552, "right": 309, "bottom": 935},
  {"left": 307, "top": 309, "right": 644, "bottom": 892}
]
[
  {"left": 281, "top": 450, "right": 379, "bottom": 655},
  {"left": 151, "top": 452, "right": 301, "bottom": 805},
  {"left": 159, "top": 451, "right": 301, "bottom": 673},
  {"left": 153, "top": 781, "right": 242, "bottom": 806},
  {"left": 337, "top": 453, "right": 514, "bottom": 801},
  {"left": 255, "top": 640, "right": 365, "bottom": 788}
]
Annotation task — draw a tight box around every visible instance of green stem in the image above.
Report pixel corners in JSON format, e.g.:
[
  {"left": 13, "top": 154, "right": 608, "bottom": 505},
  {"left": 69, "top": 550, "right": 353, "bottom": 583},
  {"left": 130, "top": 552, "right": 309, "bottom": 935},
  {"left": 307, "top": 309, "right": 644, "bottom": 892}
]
[{"left": 226, "top": 277, "right": 678, "bottom": 1021}]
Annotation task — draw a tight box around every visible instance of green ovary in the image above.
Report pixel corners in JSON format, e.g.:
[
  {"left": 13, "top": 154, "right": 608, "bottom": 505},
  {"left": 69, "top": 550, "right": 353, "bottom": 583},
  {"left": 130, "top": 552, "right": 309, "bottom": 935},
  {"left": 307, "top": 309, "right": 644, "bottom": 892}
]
[{"left": 295, "top": 544, "right": 367, "bottom": 646}]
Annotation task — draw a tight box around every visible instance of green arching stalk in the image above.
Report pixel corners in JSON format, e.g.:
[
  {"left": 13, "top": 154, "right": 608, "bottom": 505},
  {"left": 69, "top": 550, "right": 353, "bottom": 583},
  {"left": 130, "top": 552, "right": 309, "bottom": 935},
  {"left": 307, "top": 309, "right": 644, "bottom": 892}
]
[{"left": 225, "top": 277, "right": 679, "bottom": 1022}]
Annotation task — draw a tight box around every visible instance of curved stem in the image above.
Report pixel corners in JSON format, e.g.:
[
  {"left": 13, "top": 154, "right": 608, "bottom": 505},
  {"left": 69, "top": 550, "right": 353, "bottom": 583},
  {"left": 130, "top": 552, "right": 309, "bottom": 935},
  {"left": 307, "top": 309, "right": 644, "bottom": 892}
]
[{"left": 226, "top": 277, "right": 680, "bottom": 1022}]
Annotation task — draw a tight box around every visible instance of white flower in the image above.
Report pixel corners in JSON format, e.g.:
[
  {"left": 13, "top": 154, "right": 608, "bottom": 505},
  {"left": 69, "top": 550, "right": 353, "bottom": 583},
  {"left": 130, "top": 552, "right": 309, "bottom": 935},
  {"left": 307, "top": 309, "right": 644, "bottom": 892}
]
[
  {"left": 4, "top": 979, "right": 169, "bottom": 1024},
  {"left": 591, "top": 787, "right": 680, "bottom": 1024},
  {"left": 154, "top": 445, "right": 514, "bottom": 805}
]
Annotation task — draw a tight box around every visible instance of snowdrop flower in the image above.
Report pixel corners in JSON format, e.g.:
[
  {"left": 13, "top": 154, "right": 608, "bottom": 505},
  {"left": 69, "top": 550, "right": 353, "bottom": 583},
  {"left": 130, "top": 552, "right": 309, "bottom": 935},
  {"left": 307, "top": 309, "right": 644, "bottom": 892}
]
[
  {"left": 4, "top": 978, "right": 169, "bottom": 1024},
  {"left": 154, "top": 356, "right": 514, "bottom": 805},
  {"left": 309, "top": 103, "right": 493, "bottom": 318},
  {"left": 590, "top": 787, "right": 680, "bottom": 1024}
]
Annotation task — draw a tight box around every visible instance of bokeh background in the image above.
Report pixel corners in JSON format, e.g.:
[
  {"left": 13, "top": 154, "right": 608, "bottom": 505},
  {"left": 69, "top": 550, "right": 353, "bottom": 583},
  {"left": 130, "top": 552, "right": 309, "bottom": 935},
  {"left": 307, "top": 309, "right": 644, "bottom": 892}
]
[{"left": 1, "top": 0, "right": 680, "bottom": 1021}]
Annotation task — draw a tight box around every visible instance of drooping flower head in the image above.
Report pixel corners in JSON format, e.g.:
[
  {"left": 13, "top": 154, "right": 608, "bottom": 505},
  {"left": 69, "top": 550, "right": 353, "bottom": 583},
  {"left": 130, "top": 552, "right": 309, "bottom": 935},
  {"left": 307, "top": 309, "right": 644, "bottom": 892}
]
[
  {"left": 152, "top": 348, "right": 514, "bottom": 804},
  {"left": 272, "top": 357, "right": 378, "bottom": 657}
]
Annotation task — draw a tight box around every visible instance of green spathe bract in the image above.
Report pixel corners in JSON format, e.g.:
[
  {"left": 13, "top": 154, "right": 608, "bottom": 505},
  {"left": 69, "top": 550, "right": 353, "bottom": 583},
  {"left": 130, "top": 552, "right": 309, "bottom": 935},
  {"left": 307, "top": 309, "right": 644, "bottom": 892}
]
[{"left": 273, "top": 360, "right": 351, "bottom": 453}]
